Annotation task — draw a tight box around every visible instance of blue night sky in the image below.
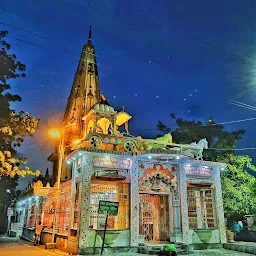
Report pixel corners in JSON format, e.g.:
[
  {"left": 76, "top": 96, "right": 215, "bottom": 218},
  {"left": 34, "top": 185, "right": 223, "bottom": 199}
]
[{"left": 1, "top": 0, "right": 256, "bottom": 188}]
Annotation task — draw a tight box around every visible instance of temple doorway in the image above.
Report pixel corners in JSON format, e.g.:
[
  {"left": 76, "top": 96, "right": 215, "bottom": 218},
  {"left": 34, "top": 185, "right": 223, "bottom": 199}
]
[{"left": 139, "top": 194, "right": 170, "bottom": 242}]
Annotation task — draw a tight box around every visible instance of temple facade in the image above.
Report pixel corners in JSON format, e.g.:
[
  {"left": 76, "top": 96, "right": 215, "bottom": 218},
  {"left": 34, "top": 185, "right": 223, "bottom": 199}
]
[{"left": 16, "top": 27, "right": 227, "bottom": 254}]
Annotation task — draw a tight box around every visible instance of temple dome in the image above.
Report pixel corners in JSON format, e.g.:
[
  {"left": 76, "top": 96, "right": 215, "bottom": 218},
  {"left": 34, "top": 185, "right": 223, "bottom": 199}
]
[{"left": 93, "top": 103, "right": 115, "bottom": 113}]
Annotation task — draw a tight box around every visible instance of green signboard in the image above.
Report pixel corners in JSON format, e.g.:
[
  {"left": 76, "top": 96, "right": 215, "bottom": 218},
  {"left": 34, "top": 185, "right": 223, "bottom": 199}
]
[{"left": 98, "top": 200, "right": 119, "bottom": 216}]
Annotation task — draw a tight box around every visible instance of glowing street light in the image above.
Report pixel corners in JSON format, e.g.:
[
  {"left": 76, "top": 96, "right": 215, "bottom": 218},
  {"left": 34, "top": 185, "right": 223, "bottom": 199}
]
[
  {"left": 49, "top": 128, "right": 64, "bottom": 243},
  {"left": 49, "top": 130, "right": 60, "bottom": 137},
  {"left": 73, "top": 139, "right": 80, "bottom": 146}
]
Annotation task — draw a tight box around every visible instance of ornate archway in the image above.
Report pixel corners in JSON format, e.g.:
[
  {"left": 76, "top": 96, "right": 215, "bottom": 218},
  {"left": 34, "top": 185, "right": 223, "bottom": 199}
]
[{"left": 138, "top": 162, "right": 179, "bottom": 242}]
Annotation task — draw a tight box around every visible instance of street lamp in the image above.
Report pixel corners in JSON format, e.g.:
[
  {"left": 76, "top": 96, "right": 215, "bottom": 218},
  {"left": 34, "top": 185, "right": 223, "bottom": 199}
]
[
  {"left": 49, "top": 128, "right": 64, "bottom": 243},
  {"left": 49, "top": 125, "right": 80, "bottom": 243}
]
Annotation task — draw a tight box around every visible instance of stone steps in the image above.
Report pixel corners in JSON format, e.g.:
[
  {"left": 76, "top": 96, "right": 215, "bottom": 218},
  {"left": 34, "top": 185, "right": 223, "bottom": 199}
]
[{"left": 138, "top": 243, "right": 188, "bottom": 255}]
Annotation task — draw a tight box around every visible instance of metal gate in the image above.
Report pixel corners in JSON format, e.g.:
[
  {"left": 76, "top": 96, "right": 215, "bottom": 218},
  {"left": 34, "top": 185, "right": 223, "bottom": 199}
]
[{"left": 139, "top": 194, "right": 169, "bottom": 242}]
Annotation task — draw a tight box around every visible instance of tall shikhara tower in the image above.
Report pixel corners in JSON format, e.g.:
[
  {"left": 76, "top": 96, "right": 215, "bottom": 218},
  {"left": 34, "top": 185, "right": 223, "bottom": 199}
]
[
  {"left": 49, "top": 26, "right": 101, "bottom": 182},
  {"left": 62, "top": 26, "right": 100, "bottom": 147}
]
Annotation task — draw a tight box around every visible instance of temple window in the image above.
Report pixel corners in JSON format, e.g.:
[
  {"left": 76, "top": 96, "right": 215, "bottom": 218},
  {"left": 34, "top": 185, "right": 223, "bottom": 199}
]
[
  {"left": 55, "top": 183, "right": 71, "bottom": 235},
  {"left": 89, "top": 181, "right": 129, "bottom": 230},
  {"left": 97, "top": 118, "right": 111, "bottom": 134},
  {"left": 187, "top": 188, "right": 216, "bottom": 229}
]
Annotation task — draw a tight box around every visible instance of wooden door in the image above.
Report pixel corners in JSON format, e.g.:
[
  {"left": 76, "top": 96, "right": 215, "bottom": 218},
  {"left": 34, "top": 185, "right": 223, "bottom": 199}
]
[{"left": 139, "top": 194, "right": 169, "bottom": 242}]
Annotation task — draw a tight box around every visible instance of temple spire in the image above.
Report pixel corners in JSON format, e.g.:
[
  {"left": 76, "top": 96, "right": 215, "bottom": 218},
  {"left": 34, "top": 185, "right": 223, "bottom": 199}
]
[{"left": 88, "top": 25, "right": 92, "bottom": 45}]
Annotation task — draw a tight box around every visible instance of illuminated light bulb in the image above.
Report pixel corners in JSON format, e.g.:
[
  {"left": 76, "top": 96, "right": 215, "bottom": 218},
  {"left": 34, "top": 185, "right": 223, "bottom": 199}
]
[
  {"left": 66, "top": 160, "right": 71, "bottom": 165},
  {"left": 49, "top": 130, "right": 60, "bottom": 137},
  {"left": 73, "top": 139, "right": 80, "bottom": 146}
]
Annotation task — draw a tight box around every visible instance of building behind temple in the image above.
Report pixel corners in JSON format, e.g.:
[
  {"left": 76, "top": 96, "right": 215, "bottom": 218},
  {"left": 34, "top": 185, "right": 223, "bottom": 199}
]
[{"left": 14, "top": 27, "right": 227, "bottom": 255}]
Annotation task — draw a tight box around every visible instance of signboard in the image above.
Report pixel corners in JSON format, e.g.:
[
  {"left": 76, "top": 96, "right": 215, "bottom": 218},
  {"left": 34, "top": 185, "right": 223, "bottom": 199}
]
[
  {"left": 7, "top": 207, "right": 13, "bottom": 216},
  {"left": 98, "top": 200, "right": 119, "bottom": 216},
  {"left": 93, "top": 156, "right": 131, "bottom": 169},
  {"left": 98, "top": 201, "right": 119, "bottom": 255},
  {"left": 186, "top": 166, "right": 213, "bottom": 176},
  {"left": 95, "top": 169, "right": 128, "bottom": 181}
]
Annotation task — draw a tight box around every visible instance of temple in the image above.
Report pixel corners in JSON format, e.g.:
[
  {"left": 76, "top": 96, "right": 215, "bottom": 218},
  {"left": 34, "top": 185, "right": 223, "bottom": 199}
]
[{"left": 14, "top": 27, "right": 227, "bottom": 254}]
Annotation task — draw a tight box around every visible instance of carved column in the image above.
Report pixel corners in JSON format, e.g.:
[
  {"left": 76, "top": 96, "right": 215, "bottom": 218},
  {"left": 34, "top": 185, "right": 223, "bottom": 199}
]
[
  {"left": 130, "top": 157, "right": 139, "bottom": 246},
  {"left": 27, "top": 201, "right": 32, "bottom": 226},
  {"left": 69, "top": 159, "right": 77, "bottom": 231},
  {"left": 195, "top": 191, "right": 203, "bottom": 228},
  {"left": 41, "top": 198, "right": 45, "bottom": 225},
  {"left": 214, "top": 167, "right": 227, "bottom": 243},
  {"left": 78, "top": 153, "right": 92, "bottom": 249},
  {"left": 179, "top": 162, "right": 189, "bottom": 244},
  {"left": 113, "top": 118, "right": 117, "bottom": 135},
  {"left": 173, "top": 199, "right": 181, "bottom": 234},
  {"left": 35, "top": 199, "right": 39, "bottom": 226}
]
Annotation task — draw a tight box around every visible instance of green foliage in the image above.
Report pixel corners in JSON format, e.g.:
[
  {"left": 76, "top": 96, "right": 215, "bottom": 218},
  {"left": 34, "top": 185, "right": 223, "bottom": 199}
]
[
  {"left": 157, "top": 113, "right": 256, "bottom": 219},
  {"left": 0, "top": 30, "right": 40, "bottom": 231},
  {"left": 0, "top": 31, "right": 40, "bottom": 177},
  {"left": 218, "top": 154, "right": 256, "bottom": 218}
]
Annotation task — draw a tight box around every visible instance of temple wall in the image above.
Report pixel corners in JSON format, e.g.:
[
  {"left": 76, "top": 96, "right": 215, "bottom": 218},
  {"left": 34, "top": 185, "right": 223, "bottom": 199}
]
[
  {"left": 188, "top": 229, "right": 220, "bottom": 244},
  {"left": 58, "top": 151, "right": 227, "bottom": 254}
]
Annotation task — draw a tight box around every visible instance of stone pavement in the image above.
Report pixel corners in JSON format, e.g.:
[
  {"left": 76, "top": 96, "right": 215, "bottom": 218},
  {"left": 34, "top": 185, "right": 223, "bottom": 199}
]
[
  {"left": 0, "top": 235, "right": 254, "bottom": 256},
  {"left": 224, "top": 242, "right": 256, "bottom": 255}
]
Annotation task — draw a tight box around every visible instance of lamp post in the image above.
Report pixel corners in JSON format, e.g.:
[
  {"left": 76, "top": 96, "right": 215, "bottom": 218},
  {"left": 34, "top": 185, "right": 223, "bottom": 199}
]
[{"left": 49, "top": 129, "right": 65, "bottom": 243}]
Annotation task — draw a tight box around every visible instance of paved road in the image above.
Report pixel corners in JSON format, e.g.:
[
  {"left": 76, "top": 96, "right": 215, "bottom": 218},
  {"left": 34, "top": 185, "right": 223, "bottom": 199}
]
[
  {"left": 0, "top": 235, "right": 254, "bottom": 256},
  {"left": 0, "top": 235, "right": 67, "bottom": 256}
]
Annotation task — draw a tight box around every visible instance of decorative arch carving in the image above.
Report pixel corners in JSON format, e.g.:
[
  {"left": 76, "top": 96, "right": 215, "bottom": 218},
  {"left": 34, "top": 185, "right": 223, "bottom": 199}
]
[{"left": 138, "top": 162, "right": 178, "bottom": 198}]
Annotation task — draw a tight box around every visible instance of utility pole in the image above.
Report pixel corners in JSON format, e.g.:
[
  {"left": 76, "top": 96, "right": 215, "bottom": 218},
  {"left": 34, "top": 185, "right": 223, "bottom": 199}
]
[{"left": 51, "top": 131, "right": 65, "bottom": 243}]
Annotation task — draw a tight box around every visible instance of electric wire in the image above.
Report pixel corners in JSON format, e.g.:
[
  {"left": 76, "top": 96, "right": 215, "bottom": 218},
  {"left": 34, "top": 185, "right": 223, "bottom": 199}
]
[
  {"left": 0, "top": 21, "right": 104, "bottom": 59},
  {"left": 228, "top": 100, "right": 256, "bottom": 111},
  {"left": 126, "top": 116, "right": 256, "bottom": 131},
  {"left": 2, "top": 24, "right": 256, "bottom": 152},
  {"left": 208, "top": 147, "right": 256, "bottom": 151},
  {"left": 4, "top": 35, "right": 112, "bottom": 70}
]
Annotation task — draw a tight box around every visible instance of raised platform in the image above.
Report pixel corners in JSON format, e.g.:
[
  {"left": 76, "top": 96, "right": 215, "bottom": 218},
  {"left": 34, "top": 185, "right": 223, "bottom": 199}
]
[{"left": 224, "top": 242, "right": 256, "bottom": 255}]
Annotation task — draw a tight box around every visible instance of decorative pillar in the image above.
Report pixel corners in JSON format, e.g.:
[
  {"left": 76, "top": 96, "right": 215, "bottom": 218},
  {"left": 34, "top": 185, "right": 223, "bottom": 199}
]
[
  {"left": 93, "top": 116, "right": 97, "bottom": 132},
  {"left": 173, "top": 199, "right": 181, "bottom": 234},
  {"left": 130, "top": 158, "right": 139, "bottom": 246},
  {"left": 113, "top": 118, "right": 117, "bottom": 135},
  {"left": 41, "top": 198, "right": 45, "bottom": 225},
  {"left": 195, "top": 191, "right": 203, "bottom": 228},
  {"left": 214, "top": 167, "right": 227, "bottom": 243},
  {"left": 27, "top": 201, "right": 32, "bottom": 226},
  {"left": 70, "top": 159, "right": 77, "bottom": 230},
  {"left": 179, "top": 162, "right": 189, "bottom": 244},
  {"left": 78, "top": 153, "right": 93, "bottom": 249},
  {"left": 35, "top": 199, "right": 39, "bottom": 226}
]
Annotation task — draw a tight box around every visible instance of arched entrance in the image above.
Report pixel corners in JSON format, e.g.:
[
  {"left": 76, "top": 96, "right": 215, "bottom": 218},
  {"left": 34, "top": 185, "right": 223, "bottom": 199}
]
[{"left": 138, "top": 163, "right": 178, "bottom": 243}]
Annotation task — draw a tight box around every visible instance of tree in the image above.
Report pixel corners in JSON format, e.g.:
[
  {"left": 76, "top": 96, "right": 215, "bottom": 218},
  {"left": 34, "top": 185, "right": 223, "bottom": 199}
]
[
  {"left": 157, "top": 113, "right": 256, "bottom": 223},
  {"left": 0, "top": 31, "right": 40, "bottom": 177},
  {"left": 218, "top": 154, "right": 256, "bottom": 224}
]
